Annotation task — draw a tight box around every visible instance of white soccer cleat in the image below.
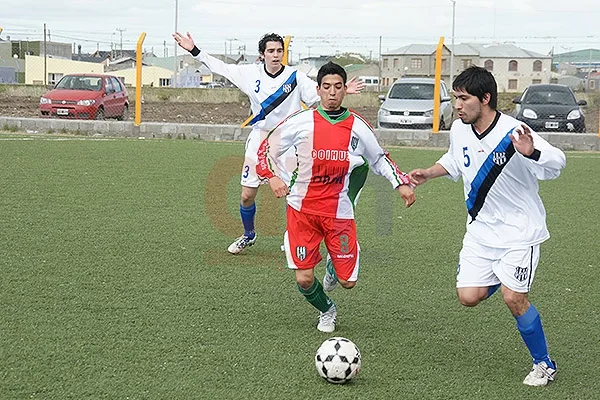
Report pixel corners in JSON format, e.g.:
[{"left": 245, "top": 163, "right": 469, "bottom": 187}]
[
  {"left": 323, "top": 256, "right": 338, "bottom": 292},
  {"left": 227, "top": 234, "right": 257, "bottom": 254},
  {"left": 317, "top": 304, "right": 337, "bottom": 333},
  {"left": 523, "top": 360, "right": 557, "bottom": 387}
]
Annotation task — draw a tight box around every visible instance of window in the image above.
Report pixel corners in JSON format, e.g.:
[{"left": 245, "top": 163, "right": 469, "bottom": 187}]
[
  {"left": 533, "top": 60, "right": 542, "bottom": 72},
  {"left": 508, "top": 79, "right": 518, "bottom": 90},
  {"left": 484, "top": 59, "right": 494, "bottom": 71},
  {"left": 590, "top": 80, "right": 596, "bottom": 90},
  {"left": 509, "top": 60, "right": 518, "bottom": 72},
  {"left": 532, "top": 79, "right": 542, "bottom": 85},
  {"left": 105, "top": 77, "right": 114, "bottom": 93},
  {"left": 159, "top": 78, "right": 171, "bottom": 87},
  {"left": 410, "top": 58, "right": 422, "bottom": 69},
  {"left": 383, "top": 58, "right": 388, "bottom": 69},
  {"left": 48, "top": 73, "right": 63, "bottom": 85},
  {"left": 110, "top": 77, "right": 122, "bottom": 92},
  {"left": 462, "top": 59, "right": 472, "bottom": 69},
  {"left": 393, "top": 58, "right": 399, "bottom": 68}
]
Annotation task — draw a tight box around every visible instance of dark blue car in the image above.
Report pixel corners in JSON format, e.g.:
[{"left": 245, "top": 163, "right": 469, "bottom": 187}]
[{"left": 513, "top": 84, "right": 587, "bottom": 133}]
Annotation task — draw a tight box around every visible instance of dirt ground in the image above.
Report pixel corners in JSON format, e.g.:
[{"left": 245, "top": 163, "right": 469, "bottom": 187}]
[{"left": 0, "top": 92, "right": 380, "bottom": 126}]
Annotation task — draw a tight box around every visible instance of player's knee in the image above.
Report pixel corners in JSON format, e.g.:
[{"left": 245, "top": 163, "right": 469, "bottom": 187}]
[
  {"left": 296, "top": 275, "right": 314, "bottom": 290},
  {"left": 457, "top": 292, "right": 483, "bottom": 307},
  {"left": 240, "top": 187, "right": 257, "bottom": 205},
  {"left": 501, "top": 288, "right": 529, "bottom": 315},
  {"left": 338, "top": 280, "right": 356, "bottom": 289}
]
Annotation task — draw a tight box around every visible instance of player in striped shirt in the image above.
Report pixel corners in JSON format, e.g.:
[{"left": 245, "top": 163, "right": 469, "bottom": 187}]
[
  {"left": 257, "top": 62, "right": 416, "bottom": 333},
  {"left": 409, "top": 66, "right": 565, "bottom": 386},
  {"left": 173, "top": 32, "right": 365, "bottom": 254}
]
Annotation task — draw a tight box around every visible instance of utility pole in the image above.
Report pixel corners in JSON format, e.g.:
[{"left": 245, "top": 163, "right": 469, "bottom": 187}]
[
  {"left": 173, "top": 0, "right": 179, "bottom": 87},
  {"left": 449, "top": 0, "right": 456, "bottom": 86},
  {"left": 116, "top": 28, "right": 126, "bottom": 58},
  {"left": 378, "top": 36, "right": 382, "bottom": 93},
  {"left": 43, "top": 23, "right": 47, "bottom": 85}
]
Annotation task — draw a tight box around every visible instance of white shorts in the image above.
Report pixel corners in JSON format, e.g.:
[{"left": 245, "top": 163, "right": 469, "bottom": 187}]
[
  {"left": 457, "top": 239, "right": 540, "bottom": 293},
  {"left": 241, "top": 128, "right": 293, "bottom": 188}
]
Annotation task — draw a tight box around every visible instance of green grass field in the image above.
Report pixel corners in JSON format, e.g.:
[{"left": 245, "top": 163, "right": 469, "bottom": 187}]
[{"left": 1, "top": 133, "right": 598, "bottom": 399}]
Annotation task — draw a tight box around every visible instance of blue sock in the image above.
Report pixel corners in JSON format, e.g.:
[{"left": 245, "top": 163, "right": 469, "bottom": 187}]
[
  {"left": 515, "top": 304, "right": 554, "bottom": 368},
  {"left": 487, "top": 283, "right": 501, "bottom": 298},
  {"left": 240, "top": 203, "right": 256, "bottom": 239}
]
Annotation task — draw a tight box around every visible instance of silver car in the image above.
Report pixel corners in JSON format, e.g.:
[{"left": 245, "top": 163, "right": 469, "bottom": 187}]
[{"left": 378, "top": 78, "right": 453, "bottom": 130}]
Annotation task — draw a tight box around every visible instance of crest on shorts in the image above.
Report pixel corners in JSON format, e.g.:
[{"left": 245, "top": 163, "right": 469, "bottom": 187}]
[
  {"left": 283, "top": 84, "right": 292, "bottom": 93},
  {"left": 351, "top": 136, "right": 359, "bottom": 151},
  {"left": 514, "top": 266, "right": 529, "bottom": 282},
  {"left": 296, "top": 246, "right": 307, "bottom": 261},
  {"left": 493, "top": 151, "right": 507, "bottom": 166}
]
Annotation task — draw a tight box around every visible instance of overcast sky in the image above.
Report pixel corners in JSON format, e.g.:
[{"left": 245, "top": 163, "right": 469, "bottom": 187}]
[{"left": 2, "top": 0, "right": 599, "bottom": 61}]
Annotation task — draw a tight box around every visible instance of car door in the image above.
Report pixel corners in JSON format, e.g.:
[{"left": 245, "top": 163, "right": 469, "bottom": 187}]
[
  {"left": 110, "top": 77, "right": 127, "bottom": 115},
  {"left": 103, "top": 77, "right": 117, "bottom": 117}
]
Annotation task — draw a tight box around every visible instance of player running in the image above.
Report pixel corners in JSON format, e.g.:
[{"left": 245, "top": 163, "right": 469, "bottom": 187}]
[
  {"left": 409, "top": 66, "right": 565, "bottom": 386},
  {"left": 257, "top": 62, "right": 415, "bottom": 333}
]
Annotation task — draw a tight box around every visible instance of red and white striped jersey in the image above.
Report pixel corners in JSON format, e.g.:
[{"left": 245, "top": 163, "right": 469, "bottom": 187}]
[{"left": 257, "top": 107, "right": 410, "bottom": 219}]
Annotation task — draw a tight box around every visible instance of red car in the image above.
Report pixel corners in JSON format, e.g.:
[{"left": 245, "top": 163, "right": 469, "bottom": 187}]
[{"left": 40, "top": 74, "right": 129, "bottom": 120}]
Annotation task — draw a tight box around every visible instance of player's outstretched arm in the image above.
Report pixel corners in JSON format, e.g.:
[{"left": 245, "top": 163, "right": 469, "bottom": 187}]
[
  {"left": 397, "top": 185, "right": 416, "bottom": 208},
  {"left": 408, "top": 164, "right": 449, "bottom": 186},
  {"left": 172, "top": 32, "right": 195, "bottom": 52},
  {"left": 346, "top": 76, "right": 366, "bottom": 94}
]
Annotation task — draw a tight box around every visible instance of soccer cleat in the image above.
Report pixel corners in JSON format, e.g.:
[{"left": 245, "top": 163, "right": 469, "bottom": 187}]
[
  {"left": 323, "top": 256, "right": 338, "bottom": 292},
  {"left": 317, "top": 304, "right": 337, "bottom": 333},
  {"left": 523, "top": 360, "right": 557, "bottom": 387},
  {"left": 227, "top": 234, "right": 257, "bottom": 254}
]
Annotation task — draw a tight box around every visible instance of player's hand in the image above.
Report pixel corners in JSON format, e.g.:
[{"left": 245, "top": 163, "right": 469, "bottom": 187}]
[
  {"left": 408, "top": 169, "right": 429, "bottom": 186},
  {"left": 510, "top": 124, "right": 535, "bottom": 157},
  {"left": 269, "top": 176, "right": 289, "bottom": 198},
  {"left": 397, "top": 185, "right": 416, "bottom": 208},
  {"left": 346, "top": 76, "right": 366, "bottom": 94},
  {"left": 172, "top": 32, "right": 195, "bottom": 52}
]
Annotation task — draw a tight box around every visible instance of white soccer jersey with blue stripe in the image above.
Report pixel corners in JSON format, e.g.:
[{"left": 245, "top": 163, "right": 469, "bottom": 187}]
[
  {"left": 195, "top": 51, "right": 320, "bottom": 132},
  {"left": 437, "top": 112, "right": 566, "bottom": 248}
]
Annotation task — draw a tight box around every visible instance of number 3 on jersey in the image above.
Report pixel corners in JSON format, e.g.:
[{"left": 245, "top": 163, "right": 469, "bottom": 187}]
[
  {"left": 254, "top": 80, "right": 261, "bottom": 93},
  {"left": 243, "top": 165, "right": 250, "bottom": 178},
  {"left": 462, "top": 146, "right": 471, "bottom": 167}
]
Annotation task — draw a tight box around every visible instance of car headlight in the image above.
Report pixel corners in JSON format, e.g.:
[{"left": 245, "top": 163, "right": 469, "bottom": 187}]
[
  {"left": 522, "top": 108, "right": 538, "bottom": 119},
  {"left": 567, "top": 109, "right": 581, "bottom": 120},
  {"left": 379, "top": 108, "right": 390, "bottom": 117},
  {"left": 77, "top": 99, "right": 96, "bottom": 106},
  {"left": 423, "top": 109, "right": 433, "bottom": 118},
  {"left": 40, "top": 97, "right": 51, "bottom": 104}
]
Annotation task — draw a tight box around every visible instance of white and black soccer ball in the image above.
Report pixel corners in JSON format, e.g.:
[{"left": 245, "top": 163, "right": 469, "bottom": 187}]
[{"left": 315, "top": 337, "right": 361, "bottom": 384}]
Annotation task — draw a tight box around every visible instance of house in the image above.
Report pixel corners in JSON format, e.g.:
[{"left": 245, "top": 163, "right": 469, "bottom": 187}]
[
  {"left": 0, "top": 39, "right": 73, "bottom": 83},
  {"left": 552, "top": 49, "right": 600, "bottom": 74},
  {"left": 380, "top": 43, "right": 552, "bottom": 92},
  {"left": 299, "top": 55, "right": 330, "bottom": 70},
  {"left": 24, "top": 55, "right": 104, "bottom": 85}
]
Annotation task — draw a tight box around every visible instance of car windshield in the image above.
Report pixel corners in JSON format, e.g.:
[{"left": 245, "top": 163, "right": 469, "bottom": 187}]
[
  {"left": 523, "top": 88, "right": 576, "bottom": 105},
  {"left": 55, "top": 76, "right": 103, "bottom": 91},
  {"left": 389, "top": 83, "right": 434, "bottom": 100}
]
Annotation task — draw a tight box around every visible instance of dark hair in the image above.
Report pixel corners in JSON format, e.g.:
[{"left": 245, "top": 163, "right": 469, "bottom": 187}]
[
  {"left": 452, "top": 65, "right": 498, "bottom": 109},
  {"left": 317, "top": 62, "right": 347, "bottom": 86},
  {"left": 258, "top": 33, "right": 284, "bottom": 54}
]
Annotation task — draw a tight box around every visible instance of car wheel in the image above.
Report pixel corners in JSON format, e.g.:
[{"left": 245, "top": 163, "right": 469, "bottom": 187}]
[
  {"left": 95, "top": 107, "right": 105, "bottom": 120},
  {"left": 439, "top": 118, "right": 446, "bottom": 130},
  {"left": 117, "top": 105, "right": 129, "bottom": 121}
]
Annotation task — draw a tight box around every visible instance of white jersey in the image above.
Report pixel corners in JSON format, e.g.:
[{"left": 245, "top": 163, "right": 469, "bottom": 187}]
[
  {"left": 194, "top": 51, "right": 320, "bottom": 133},
  {"left": 438, "top": 112, "right": 566, "bottom": 248}
]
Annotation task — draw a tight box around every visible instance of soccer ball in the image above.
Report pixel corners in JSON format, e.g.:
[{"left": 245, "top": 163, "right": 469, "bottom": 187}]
[{"left": 315, "top": 337, "right": 361, "bottom": 384}]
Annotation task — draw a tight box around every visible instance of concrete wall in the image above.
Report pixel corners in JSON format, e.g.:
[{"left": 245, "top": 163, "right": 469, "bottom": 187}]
[{"left": 1, "top": 116, "right": 598, "bottom": 151}]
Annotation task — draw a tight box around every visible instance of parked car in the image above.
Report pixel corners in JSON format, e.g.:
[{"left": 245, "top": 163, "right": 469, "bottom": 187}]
[
  {"left": 40, "top": 74, "right": 129, "bottom": 120},
  {"left": 377, "top": 78, "right": 453, "bottom": 129},
  {"left": 512, "top": 84, "right": 586, "bottom": 133}
]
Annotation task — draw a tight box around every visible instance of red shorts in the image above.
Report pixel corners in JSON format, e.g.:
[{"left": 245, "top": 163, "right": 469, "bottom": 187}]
[{"left": 283, "top": 206, "right": 360, "bottom": 282}]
